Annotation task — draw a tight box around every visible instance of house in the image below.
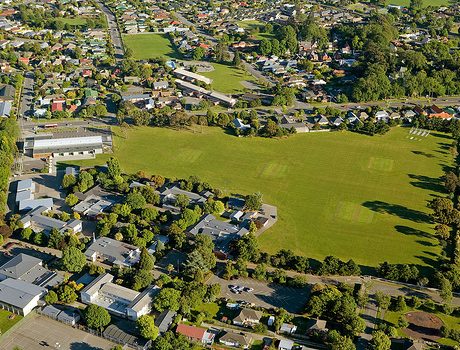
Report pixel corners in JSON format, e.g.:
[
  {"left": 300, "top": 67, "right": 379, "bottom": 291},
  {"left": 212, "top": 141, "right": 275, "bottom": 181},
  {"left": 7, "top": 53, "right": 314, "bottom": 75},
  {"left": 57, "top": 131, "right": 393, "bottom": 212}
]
[
  {"left": 278, "top": 339, "right": 294, "bottom": 350},
  {"left": 280, "top": 323, "right": 297, "bottom": 334},
  {"left": 233, "top": 308, "right": 263, "bottom": 327},
  {"left": 153, "top": 81, "right": 169, "bottom": 90},
  {"left": 375, "top": 110, "right": 389, "bottom": 122},
  {"left": 189, "top": 214, "right": 249, "bottom": 252},
  {"left": 20, "top": 206, "right": 82, "bottom": 234},
  {"left": 233, "top": 118, "right": 251, "bottom": 131},
  {"left": 305, "top": 319, "right": 327, "bottom": 334},
  {"left": 219, "top": 332, "right": 253, "bottom": 349},
  {"left": 227, "top": 197, "right": 245, "bottom": 210},
  {"left": 155, "top": 310, "right": 177, "bottom": 333},
  {"left": 0, "top": 278, "right": 47, "bottom": 316},
  {"left": 0, "top": 84, "right": 15, "bottom": 102},
  {"left": 173, "top": 68, "right": 212, "bottom": 85},
  {"left": 176, "top": 324, "right": 215, "bottom": 345},
  {"left": 80, "top": 273, "right": 158, "bottom": 320},
  {"left": 329, "top": 116, "right": 343, "bottom": 127},
  {"left": 73, "top": 195, "right": 116, "bottom": 218},
  {"left": 429, "top": 105, "right": 452, "bottom": 119},
  {"left": 314, "top": 115, "right": 329, "bottom": 125},
  {"left": 0, "top": 253, "right": 62, "bottom": 288},
  {"left": 84, "top": 237, "right": 141, "bottom": 267},
  {"left": 0, "top": 101, "right": 11, "bottom": 118},
  {"left": 160, "top": 186, "right": 208, "bottom": 207}
]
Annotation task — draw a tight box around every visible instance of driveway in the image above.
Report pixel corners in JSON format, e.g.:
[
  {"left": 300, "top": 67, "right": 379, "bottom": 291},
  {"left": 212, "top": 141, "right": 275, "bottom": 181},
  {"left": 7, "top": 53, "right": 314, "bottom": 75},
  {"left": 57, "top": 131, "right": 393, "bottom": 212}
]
[{"left": 208, "top": 276, "right": 309, "bottom": 314}]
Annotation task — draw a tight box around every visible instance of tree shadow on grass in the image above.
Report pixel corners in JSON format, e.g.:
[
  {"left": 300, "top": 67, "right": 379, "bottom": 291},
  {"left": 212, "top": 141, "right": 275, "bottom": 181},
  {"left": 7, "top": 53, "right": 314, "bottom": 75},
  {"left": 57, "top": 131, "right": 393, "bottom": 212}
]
[
  {"left": 408, "top": 174, "right": 445, "bottom": 193},
  {"left": 362, "top": 201, "right": 432, "bottom": 223},
  {"left": 431, "top": 132, "right": 452, "bottom": 140},
  {"left": 395, "top": 225, "right": 432, "bottom": 239},
  {"left": 411, "top": 151, "right": 435, "bottom": 158},
  {"left": 415, "top": 240, "right": 436, "bottom": 247}
]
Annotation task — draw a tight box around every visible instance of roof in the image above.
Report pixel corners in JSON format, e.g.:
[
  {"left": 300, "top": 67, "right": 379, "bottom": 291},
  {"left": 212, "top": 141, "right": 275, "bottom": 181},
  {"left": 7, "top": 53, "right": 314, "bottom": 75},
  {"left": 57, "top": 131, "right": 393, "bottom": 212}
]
[
  {"left": 233, "top": 308, "right": 263, "bottom": 323},
  {"left": 189, "top": 214, "right": 248, "bottom": 238},
  {"left": 279, "top": 339, "right": 294, "bottom": 350},
  {"left": 84, "top": 237, "right": 140, "bottom": 266},
  {"left": 0, "top": 101, "right": 11, "bottom": 117},
  {"left": 220, "top": 332, "right": 252, "bottom": 346},
  {"left": 128, "top": 285, "right": 159, "bottom": 312},
  {"left": 0, "top": 253, "right": 42, "bottom": 280},
  {"left": 173, "top": 68, "right": 212, "bottom": 85},
  {"left": 155, "top": 310, "right": 177, "bottom": 333},
  {"left": 19, "top": 198, "right": 54, "bottom": 212},
  {"left": 17, "top": 179, "right": 33, "bottom": 192},
  {"left": 0, "top": 84, "right": 15, "bottom": 100},
  {"left": 0, "top": 278, "right": 46, "bottom": 308},
  {"left": 176, "top": 324, "right": 206, "bottom": 340}
]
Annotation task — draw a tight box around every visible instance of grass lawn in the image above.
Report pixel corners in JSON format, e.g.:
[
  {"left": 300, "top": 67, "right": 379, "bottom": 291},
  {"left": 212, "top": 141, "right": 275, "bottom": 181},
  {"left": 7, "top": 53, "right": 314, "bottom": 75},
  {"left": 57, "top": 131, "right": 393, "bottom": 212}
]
[
  {"left": 122, "top": 34, "right": 180, "bottom": 60},
  {"left": 384, "top": 309, "right": 459, "bottom": 346},
  {"left": 56, "top": 17, "right": 87, "bottom": 26},
  {"left": 236, "top": 20, "right": 274, "bottom": 40},
  {"left": 68, "top": 126, "right": 451, "bottom": 268},
  {"left": 386, "top": 0, "right": 449, "bottom": 6},
  {"left": 202, "top": 63, "right": 257, "bottom": 94},
  {"left": 0, "top": 309, "right": 23, "bottom": 333}
]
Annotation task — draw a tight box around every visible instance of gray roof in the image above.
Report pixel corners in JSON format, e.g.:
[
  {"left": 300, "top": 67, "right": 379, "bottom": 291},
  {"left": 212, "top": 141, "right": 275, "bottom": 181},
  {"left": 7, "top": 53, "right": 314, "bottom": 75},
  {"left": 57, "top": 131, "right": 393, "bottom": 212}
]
[
  {"left": 0, "top": 101, "right": 11, "bottom": 117},
  {"left": 155, "top": 310, "right": 177, "bottom": 333},
  {"left": 19, "top": 198, "right": 54, "bottom": 212},
  {"left": 0, "top": 253, "right": 62, "bottom": 288},
  {"left": 0, "top": 85, "right": 15, "bottom": 101},
  {"left": 41, "top": 305, "right": 61, "bottom": 318},
  {"left": 161, "top": 186, "right": 206, "bottom": 204},
  {"left": 0, "top": 278, "right": 46, "bottom": 308},
  {"left": 84, "top": 237, "right": 140, "bottom": 266},
  {"left": 128, "top": 285, "right": 159, "bottom": 312},
  {"left": 16, "top": 189, "right": 33, "bottom": 203},
  {"left": 17, "top": 179, "right": 33, "bottom": 192},
  {"left": 220, "top": 332, "right": 252, "bottom": 346},
  {"left": 189, "top": 214, "right": 248, "bottom": 237}
]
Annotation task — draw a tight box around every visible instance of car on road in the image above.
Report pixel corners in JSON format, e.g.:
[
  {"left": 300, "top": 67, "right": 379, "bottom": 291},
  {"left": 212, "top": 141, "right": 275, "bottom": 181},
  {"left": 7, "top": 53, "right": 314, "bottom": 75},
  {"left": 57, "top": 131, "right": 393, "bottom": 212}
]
[{"left": 243, "top": 287, "right": 254, "bottom": 292}]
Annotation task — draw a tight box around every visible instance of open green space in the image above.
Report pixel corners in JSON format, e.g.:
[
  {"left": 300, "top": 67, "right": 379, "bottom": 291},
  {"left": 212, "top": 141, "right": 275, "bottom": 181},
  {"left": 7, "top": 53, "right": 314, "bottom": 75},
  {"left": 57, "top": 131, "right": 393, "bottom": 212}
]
[
  {"left": 56, "top": 17, "right": 87, "bottom": 26},
  {"left": 202, "top": 63, "right": 257, "bottom": 94},
  {"left": 0, "top": 309, "right": 23, "bottom": 334},
  {"left": 236, "top": 20, "right": 274, "bottom": 40},
  {"left": 69, "top": 126, "right": 451, "bottom": 268},
  {"left": 386, "top": 0, "right": 449, "bottom": 6},
  {"left": 122, "top": 34, "right": 180, "bottom": 60}
]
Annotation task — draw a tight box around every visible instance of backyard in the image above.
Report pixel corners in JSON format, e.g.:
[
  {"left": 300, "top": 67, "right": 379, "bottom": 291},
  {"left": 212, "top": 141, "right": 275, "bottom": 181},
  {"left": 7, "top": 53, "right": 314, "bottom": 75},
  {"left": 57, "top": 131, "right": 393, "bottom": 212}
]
[
  {"left": 56, "top": 17, "right": 87, "bottom": 26},
  {"left": 122, "top": 34, "right": 180, "bottom": 60},
  {"left": 68, "top": 126, "right": 450, "bottom": 269}
]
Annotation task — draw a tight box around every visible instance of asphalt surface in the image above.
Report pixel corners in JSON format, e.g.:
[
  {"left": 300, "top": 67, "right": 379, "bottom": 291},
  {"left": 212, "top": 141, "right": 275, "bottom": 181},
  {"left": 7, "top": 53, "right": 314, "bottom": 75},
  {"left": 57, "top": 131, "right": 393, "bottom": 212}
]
[
  {"left": 18, "top": 71, "right": 34, "bottom": 118},
  {"left": 0, "top": 314, "right": 115, "bottom": 350},
  {"left": 95, "top": 0, "right": 124, "bottom": 62}
]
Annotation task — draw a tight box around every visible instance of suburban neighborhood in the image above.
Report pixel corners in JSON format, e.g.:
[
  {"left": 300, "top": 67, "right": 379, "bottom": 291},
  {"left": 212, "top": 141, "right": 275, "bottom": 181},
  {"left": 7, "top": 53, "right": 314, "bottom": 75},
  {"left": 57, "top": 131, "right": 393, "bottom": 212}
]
[{"left": 0, "top": 0, "right": 459, "bottom": 349}]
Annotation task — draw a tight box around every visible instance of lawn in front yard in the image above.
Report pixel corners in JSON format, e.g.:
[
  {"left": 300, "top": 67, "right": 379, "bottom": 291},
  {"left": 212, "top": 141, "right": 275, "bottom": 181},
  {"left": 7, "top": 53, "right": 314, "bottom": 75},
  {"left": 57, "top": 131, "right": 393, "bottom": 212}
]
[
  {"left": 202, "top": 63, "right": 257, "bottom": 94},
  {"left": 123, "top": 34, "right": 180, "bottom": 60},
  {"left": 67, "top": 126, "right": 449, "bottom": 269},
  {"left": 236, "top": 20, "right": 275, "bottom": 40},
  {"left": 0, "top": 309, "right": 23, "bottom": 334}
]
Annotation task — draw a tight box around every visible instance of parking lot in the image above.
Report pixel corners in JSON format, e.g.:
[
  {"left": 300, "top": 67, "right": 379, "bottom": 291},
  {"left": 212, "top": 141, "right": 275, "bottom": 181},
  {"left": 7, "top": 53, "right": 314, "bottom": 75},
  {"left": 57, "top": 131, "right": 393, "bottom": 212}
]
[
  {"left": 0, "top": 314, "right": 116, "bottom": 350},
  {"left": 208, "top": 276, "right": 310, "bottom": 314}
]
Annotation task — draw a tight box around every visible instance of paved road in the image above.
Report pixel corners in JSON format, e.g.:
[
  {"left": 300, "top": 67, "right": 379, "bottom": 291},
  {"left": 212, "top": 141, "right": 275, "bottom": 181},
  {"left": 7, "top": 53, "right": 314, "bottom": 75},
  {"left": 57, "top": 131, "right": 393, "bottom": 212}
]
[
  {"left": 244, "top": 263, "right": 460, "bottom": 307},
  {"left": 95, "top": 0, "right": 124, "bottom": 62},
  {"left": 18, "top": 71, "right": 34, "bottom": 118}
]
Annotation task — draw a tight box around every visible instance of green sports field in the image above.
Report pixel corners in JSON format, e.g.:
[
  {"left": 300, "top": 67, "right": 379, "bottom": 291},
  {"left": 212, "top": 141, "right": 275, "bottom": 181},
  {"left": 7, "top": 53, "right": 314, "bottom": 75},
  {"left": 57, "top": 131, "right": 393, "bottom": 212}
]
[
  {"left": 386, "top": 0, "right": 448, "bottom": 6},
  {"left": 123, "top": 34, "right": 180, "bottom": 60},
  {"left": 71, "top": 126, "right": 451, "bottom": 268},
  {"left": 202, "top": 63, "right": 258, "bottom": 94}
]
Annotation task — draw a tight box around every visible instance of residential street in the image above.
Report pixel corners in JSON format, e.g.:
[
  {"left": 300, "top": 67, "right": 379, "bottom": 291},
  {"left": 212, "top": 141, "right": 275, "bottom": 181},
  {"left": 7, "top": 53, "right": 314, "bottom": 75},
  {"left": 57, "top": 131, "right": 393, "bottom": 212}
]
[
  {"left": 18, "top": 71, "right": 34, "bottom": 118},
  {"left": 95, "top": 0, "right": 124, "bottom": 62}
]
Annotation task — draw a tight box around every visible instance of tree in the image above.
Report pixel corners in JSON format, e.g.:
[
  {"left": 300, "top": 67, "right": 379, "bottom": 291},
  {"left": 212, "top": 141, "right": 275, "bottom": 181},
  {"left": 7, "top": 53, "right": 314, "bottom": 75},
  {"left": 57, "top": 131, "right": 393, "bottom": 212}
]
[
  {"left": 138, "top": 247, "right": 155, "bottom": 271},
  {"left": 397, "top": 316, "right": 409, "bottom": 329},
  {"left": 175, "top": 194, "right": 190, "bottom": 209},
  {"left": 84, "top": 304, "right": 111, "bottom": 330},
  {"left": 375, "top": 292, "right": 391, "bottom": 310},
  {"left": 62, "top": 174, "right": 77, "bottom": 189},
  {"left": 245, "top": 192, "right": 262, "bottom": 211},
  {"left": 21, "top": 227, "right": 33, "bottom": 241},
  {"left": 44, "top": 290, "right": 58, "bottom": 304},
  {"left": 370, "top": 330, "right": 391, "bottom": 350},
  {"left": 107, "top": 157, "right": 122, "bottom": 179},
  {"left": 444, "top": 171, "right": 459, "bottom": 194},
  {"left": 235, "top": 233, "right": 260, "bottom": 262},
  {"left": 78, "top": 172, "right": 94, "bottom": 192},
  {"left": 61, "top": 246, "right": 86, "bottom": 272},
  {"left": 132, "top": 269, "right": 154, "bottom": 291},
  {"left": 56, "top": 284, "right": 78, "bottom": 303},
  {"left": 193, "top": 47, "right": 205, "bottom": 61},
  {"left": 233, "top": 51, "right": 241, "bottom": 66},
  {"left": 152, "top": 288, "right": 181, "bottom": 312},
  {"left": 326, "top": 330, "right": 355, "bottom": 350},
  {"left": 65, "top": 193, "right": 79, "bottom": 206},
  {"left": 439, "top": 277, "right": 453, "bottom": 302},
  {"left": 137, "top": 315, "right": 159, "bottom": 340},
  {"left": 126, "top": 192, "right": 146, "bottom": 210}
]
